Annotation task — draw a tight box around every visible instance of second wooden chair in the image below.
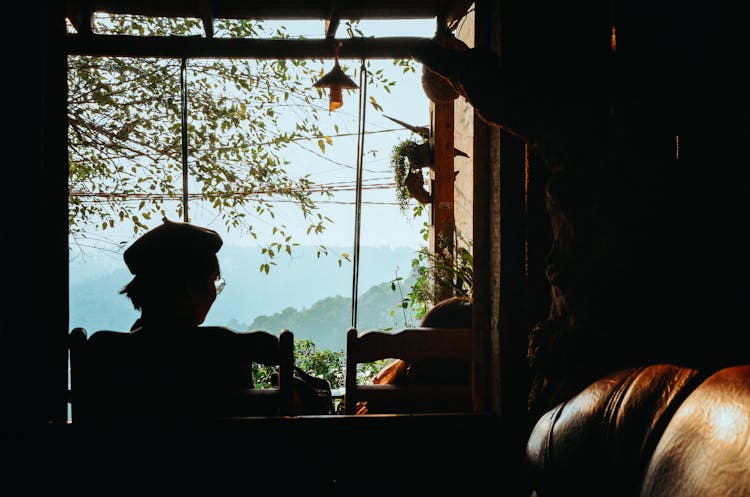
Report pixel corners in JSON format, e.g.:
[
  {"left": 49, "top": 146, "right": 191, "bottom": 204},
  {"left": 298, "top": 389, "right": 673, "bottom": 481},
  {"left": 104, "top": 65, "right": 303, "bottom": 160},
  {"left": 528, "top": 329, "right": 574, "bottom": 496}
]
[{"left": 344, "top": 326, "right": 473, "bottom": 414}]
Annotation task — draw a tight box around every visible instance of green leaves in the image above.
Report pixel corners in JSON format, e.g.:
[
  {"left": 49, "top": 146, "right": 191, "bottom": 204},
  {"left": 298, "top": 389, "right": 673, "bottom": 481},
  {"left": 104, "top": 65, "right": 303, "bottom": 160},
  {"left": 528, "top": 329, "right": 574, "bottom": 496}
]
[
  {"left": 68, "top": 15, "right": 404, "bottom": 271},
  {"left": 390, "top": 137, "right": 429, "bottom": 214}
]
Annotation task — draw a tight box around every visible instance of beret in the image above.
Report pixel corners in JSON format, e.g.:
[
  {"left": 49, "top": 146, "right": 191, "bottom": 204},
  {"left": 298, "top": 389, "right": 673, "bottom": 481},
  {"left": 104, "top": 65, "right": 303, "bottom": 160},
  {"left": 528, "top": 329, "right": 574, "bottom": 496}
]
[{"left": 123, "top": 217, "right": 223, "bottom": 275}]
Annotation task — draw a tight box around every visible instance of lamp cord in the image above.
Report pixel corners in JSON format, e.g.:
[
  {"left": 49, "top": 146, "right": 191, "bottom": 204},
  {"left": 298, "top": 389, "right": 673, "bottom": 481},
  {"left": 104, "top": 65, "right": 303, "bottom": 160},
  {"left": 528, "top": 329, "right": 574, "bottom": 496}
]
[
  {"left": 180, "top": 56, "right": 189, "bottom": 222},
  {"left": 351, "top": 59, "right": 368, "bottom": 328}
]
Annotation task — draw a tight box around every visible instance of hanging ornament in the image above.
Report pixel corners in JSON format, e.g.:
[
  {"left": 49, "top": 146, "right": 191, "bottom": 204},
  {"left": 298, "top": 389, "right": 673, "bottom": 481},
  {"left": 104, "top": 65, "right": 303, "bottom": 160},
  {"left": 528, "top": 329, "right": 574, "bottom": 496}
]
[
  {"left": 313, "top": 43, "right": 359, "bottom": 112},
  {"left": 421, "top": 28, "right": 469, "bottom": 103}
]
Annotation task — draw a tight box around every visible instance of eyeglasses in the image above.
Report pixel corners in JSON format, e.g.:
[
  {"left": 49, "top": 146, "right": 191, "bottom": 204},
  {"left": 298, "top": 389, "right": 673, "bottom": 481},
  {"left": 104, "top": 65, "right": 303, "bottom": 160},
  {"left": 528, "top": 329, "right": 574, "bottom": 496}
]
[{"left": 214, "top": 276, "right": 226, "bottom": 295}]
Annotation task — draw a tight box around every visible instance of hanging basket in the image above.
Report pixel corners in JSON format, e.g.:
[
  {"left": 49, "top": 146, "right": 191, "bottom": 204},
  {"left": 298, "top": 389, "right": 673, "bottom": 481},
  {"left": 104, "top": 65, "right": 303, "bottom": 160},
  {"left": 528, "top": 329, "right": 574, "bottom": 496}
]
[
  {"left": 405, "top": 169, "right": 432, "bottom": 205},
  {"left": 392, "top": 139, "right": 433, "bottom": 212},
  {"left": 421, "top": 32, "right": 470, "bottom": 103}
]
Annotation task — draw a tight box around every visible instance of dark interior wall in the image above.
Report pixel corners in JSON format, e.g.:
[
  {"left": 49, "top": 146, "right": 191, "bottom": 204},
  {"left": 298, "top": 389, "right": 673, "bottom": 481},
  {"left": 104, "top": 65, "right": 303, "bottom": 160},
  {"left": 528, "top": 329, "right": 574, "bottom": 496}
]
[
  {"left": 3, "top": 1, "right": 68, "bottom": 426},
  {"left": 604, "top": 0, "right": 748, "bottom": 369},
  {"left": 498, "top": 0, "right": 749, "bottom": 417}
]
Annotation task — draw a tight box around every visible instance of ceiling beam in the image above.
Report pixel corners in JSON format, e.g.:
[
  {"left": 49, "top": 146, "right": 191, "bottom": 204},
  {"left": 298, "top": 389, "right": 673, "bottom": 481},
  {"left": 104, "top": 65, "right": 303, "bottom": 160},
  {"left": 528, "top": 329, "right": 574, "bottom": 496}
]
[
  {"left": 65, "top": 34, "right": 426, "bottom": 59},
  {"left": 67, "top": 0, "right": 463, "bottom": 21}
]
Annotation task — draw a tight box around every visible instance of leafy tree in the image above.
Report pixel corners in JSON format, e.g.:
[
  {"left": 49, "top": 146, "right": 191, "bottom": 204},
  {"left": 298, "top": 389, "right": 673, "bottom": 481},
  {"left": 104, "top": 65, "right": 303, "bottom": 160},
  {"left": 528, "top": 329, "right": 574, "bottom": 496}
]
[{"left": 68, "top": 15, "right": 405, "bottom": 270}]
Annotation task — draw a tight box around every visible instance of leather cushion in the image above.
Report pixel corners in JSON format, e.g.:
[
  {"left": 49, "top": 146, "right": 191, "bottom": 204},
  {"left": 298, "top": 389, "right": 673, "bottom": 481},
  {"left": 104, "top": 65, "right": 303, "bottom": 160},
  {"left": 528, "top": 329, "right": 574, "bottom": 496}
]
[
  {"left": 526, "top": 364, "right": 701, "bottom": 497},
  {"left": 640, "top": 365, "right": 750, "bottom": 497}
]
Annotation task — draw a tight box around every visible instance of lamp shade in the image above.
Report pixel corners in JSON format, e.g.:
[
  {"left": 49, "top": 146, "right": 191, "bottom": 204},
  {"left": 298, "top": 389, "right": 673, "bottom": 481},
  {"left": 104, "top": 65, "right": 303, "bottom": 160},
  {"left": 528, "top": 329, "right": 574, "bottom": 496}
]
[{"left": 313, "top": 59, "right": 359, "bottom": 112}]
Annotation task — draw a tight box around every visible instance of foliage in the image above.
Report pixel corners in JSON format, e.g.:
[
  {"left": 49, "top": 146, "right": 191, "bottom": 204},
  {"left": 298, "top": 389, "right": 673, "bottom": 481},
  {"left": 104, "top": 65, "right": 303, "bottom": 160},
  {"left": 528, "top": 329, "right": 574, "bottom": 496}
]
[
  {"left": 67, "top": 15, "right": 409, "bottom": 270},
  {"left": 390, "top": 137, "right": 430, "bottom": 214},
  {"left": 252, "top": 362, "right": 278, "bottom": 389},
  {"left": 411, "top": 240, "right": 473, "bottom": 310},
  {"left": 388, "top": 270, "right": 416, "bottom": 328},
  {"left": 393, "top": 224, "right": 474, "bottom": 320},
  {"left": 294, "top": 338, "right": 346, "bottom": 388},
  {"left": 252, "top": 338, "right": 389, "bottom": 390}
]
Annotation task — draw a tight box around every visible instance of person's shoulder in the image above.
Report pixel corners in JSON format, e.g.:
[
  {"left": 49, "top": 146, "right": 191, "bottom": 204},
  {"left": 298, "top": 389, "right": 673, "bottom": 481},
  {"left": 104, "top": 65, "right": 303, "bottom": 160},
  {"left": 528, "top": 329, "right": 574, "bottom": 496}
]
[
  {"left": 195, "top": 326, "right": 247, "bottom": 347},
  {"left": 199, "top": 325, "right": 239, "bottom": 337},
  {"left": 84, "top": 330, "right": 135, "bottom": 362},
  {"left": 88, "top": 329, "right": 131, "bottom": 345},
  {"left": 89, "top": 329, "right": 128, "bottom": 336},
  {"left": 233, "top": 329, "right": 283, "bottom": 348},
  {"left": 198, "top": 326, "right": 278, "bottom": 344},
  {"left": 197, "top": 327, "right": 280, "bottom": 357}
]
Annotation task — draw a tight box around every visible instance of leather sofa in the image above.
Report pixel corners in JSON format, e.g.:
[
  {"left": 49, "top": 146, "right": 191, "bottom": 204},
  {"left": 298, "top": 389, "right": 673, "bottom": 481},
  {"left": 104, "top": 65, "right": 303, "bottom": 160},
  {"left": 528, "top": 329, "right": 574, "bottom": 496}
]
[{"left": 526, "top": 364, "right": 750, "bottom": 497}]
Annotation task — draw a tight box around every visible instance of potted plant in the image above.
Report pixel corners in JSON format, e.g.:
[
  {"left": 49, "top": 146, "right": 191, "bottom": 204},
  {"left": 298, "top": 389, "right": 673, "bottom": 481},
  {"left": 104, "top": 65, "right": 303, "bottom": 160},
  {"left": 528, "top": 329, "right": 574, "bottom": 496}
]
[{"left": 390, "top": 138, "right": 433, "bottom": 213}]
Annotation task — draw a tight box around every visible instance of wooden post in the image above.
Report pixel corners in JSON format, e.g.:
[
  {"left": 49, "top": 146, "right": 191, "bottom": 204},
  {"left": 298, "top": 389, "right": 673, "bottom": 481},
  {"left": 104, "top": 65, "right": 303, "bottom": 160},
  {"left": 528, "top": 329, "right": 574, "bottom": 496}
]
[{"left": 430, "top": 99, "right": 456, "bottom": 302}]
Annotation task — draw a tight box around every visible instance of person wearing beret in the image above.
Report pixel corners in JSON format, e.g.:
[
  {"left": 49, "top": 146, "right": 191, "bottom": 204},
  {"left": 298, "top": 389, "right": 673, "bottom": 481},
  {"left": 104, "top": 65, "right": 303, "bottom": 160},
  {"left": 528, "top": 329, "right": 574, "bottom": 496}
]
[
  {"left": 81, "top": 217, "right": 260, "bottom": 421},
  {"left": 120, "top": 217, "right": 227, "bottom": 332}
]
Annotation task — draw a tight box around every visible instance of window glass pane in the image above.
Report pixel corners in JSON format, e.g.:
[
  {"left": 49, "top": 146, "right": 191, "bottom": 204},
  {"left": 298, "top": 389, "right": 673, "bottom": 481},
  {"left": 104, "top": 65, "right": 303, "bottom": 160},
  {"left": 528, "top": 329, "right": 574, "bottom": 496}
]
[{"left": 68, "top": 16, "right": 436, "bottom": 358}]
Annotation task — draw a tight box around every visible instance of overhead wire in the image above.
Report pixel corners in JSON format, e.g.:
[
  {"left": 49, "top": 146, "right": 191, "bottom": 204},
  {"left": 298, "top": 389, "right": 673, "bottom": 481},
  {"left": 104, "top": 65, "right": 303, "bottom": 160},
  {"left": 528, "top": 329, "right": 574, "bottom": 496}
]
[{"left": 70, "top": 177, "right": 397, "bottom": 201}]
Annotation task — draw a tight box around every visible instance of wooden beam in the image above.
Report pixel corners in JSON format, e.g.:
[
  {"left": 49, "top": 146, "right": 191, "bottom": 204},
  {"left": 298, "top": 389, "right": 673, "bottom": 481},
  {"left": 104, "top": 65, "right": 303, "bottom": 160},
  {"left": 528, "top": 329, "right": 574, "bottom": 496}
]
[
  {"left": 69, "top": 0, "right": 464, "bottom": 21},
  {"left": 66, "top": 34, "right": 427, "bottom": 59},
  {"left": 466, "top": 2, "right": 496, "bottom": 418},
  {"left": 431, "top": 99, "right": 456, "bottom": 302}
]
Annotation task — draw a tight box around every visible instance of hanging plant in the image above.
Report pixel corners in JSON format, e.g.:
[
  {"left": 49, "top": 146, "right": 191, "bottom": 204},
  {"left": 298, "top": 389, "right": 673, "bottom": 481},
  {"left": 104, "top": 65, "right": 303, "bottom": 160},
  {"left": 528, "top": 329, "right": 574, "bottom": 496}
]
[{"left": 391, "top": 138, "right": 432, "bottom": 213}]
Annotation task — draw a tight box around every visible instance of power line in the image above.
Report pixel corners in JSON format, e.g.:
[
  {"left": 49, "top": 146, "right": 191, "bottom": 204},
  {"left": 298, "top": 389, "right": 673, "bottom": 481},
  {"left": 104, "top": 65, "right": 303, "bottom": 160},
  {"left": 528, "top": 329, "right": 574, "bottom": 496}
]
[
  {"left": 73, "top": 197, "right": 405, "bottom": 206},
  {"left": 70, "top": 182, "right": 400, "bottom": 201}
]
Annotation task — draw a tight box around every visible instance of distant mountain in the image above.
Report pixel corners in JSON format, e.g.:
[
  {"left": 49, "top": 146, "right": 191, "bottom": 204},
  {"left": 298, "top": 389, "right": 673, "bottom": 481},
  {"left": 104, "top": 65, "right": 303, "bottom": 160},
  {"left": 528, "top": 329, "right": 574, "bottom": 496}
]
[
  {"left": 248, "top": 276, "right": 420, "bottom": 351},
  {"left": 69, "top": 244, "right": 422, "bottom": 350},
  {"left": 69, "top": 268, "right": 141, "bottom": 332}
]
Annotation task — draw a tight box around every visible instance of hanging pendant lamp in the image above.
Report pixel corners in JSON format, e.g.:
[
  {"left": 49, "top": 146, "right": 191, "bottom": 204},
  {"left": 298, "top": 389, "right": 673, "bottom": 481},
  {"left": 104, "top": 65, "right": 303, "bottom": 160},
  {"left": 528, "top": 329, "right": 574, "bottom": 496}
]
[{"left": 313, "top": 43, "right": 359, "bottom": 112}]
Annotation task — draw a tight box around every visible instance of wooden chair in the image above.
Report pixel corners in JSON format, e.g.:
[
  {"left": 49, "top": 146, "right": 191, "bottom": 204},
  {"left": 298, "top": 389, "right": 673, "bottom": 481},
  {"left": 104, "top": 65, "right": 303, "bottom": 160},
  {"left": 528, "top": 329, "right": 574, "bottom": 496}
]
[
  {"left": 344, "top": 326, "right": 473, "bottom": 414},
  {"left": 68, "top": 327, "right": 294, "bottom": 424}
]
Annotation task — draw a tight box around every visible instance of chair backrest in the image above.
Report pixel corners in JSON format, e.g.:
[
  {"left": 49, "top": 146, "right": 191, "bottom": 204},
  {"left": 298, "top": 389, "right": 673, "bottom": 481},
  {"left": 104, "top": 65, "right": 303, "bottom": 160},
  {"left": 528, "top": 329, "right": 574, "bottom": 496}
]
[
  {"left": 68, "top": 326, "right": 294, "bottom": 424},
  {"left": 344, "top": 326, "right": 473, "bottom": 414}
]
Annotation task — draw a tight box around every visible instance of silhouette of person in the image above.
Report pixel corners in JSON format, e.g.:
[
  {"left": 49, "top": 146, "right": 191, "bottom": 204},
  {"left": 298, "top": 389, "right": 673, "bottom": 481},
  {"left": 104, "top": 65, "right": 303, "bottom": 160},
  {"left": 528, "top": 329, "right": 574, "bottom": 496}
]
[
  {"left": 121, "top": 217, "right": 225, "bottom": 331},
  {"left": 80, "top": 218, "right": 266, "bottom": 421},
  {"left": 356, "top": 296, "right": 473, "bottom": 414}
]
